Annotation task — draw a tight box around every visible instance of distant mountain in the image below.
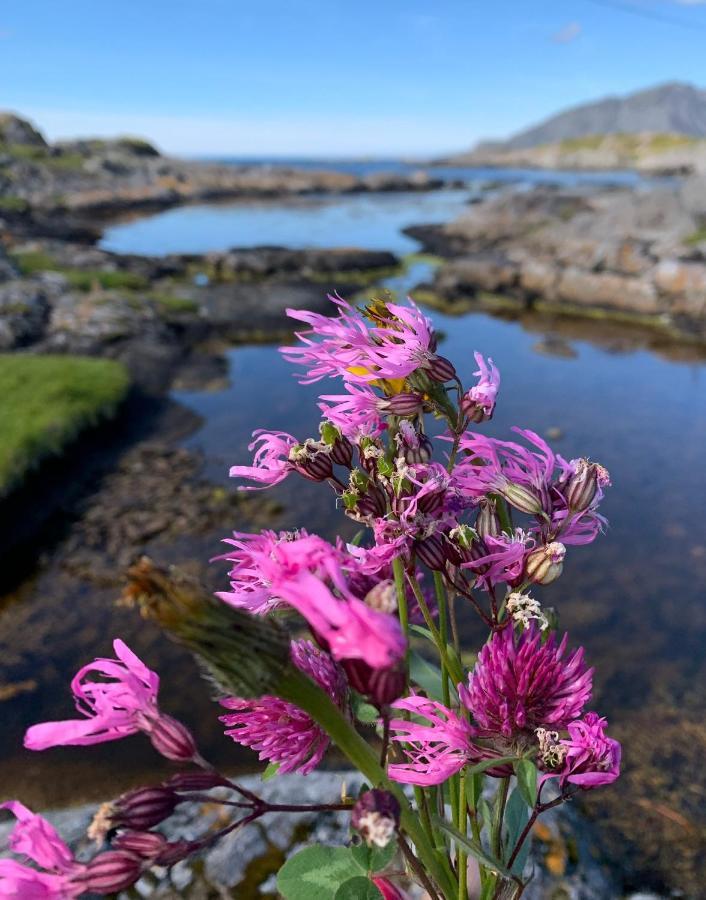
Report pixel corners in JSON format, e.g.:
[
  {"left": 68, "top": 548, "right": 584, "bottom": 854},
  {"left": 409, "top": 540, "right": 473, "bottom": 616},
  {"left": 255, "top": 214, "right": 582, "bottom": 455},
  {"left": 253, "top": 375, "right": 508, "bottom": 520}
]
[{"left": 500, "top": 82, "right": 706, "bottom": 150}]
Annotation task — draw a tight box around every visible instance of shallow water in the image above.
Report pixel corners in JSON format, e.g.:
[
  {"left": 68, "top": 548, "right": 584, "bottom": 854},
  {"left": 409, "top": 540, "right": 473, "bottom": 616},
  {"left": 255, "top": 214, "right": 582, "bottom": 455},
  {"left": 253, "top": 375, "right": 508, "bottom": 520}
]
[{"left": 4, "top": 182, "right": 706, "bottom": 891}]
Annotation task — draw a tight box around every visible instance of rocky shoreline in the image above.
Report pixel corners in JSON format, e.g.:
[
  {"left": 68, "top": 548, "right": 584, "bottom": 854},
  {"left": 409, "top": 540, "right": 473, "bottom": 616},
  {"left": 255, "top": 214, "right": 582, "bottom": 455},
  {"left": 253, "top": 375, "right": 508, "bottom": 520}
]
[{"left": 406, "top": 178, "right": 706, "bottom": 343}]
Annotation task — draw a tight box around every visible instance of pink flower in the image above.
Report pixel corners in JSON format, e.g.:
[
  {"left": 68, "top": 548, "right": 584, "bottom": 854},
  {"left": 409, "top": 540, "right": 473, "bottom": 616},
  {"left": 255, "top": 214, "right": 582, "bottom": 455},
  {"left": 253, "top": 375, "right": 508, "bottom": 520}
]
[
  {"left": 220, "top": 640, "right": 346, "bottom": 775},
  {"left": 229, "top": 430, "right": 298, "bottom": 489},
  {"left": 388, "top": 696, "right": 478, "bottom": 786},
  {"left": 559, "top": 713, "right": 621, "bottom": 789},
  {"left": 461, "top": 530, "right": 534, "bottom": 591},
  {"left": 461, "top": 353, "right": 500, "bottom": 422},
  {"left": 0, "top": 801, "right": 85, "bottom": 898},
  {"left": 317, "top": 383, "right": 387, "bottom": 439},
  {"left": 24, "top": 640, "right": 198, "bottom": 763},
  {"left": 459, "top": 626, "right": 593, "bottom": 739}
]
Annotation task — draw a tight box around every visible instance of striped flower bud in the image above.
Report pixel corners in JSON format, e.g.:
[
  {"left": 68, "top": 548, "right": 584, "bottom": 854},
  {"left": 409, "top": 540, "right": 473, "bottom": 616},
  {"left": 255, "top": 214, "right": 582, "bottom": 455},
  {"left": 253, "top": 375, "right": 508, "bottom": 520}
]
[
  {"left": 149, "top": 714, "right": 199, "bottom": 763},
  {"left": 320, "top": 421, "right": 353, "bottom": 468},
  {"left": 414, "top": 534, "right": 447, "bottom": 571},
  {"left": 501, "top": 482, "right": 544, "bottom": 516},
  {"left": 343, "top": 659, "right": 406, "bottom": 709},
  {"left": 526, "top": 542, "right": 566, "bottom": 585},
  {"left": 289, "top": 441, "right": 334, "bottom": 482},
  {"left": 380, "top": 392, "right": 425, "bottom": 417},
  {"left": 565, "top": 459, "right": 610, "bottom": 513},
  {"left": 475, "top": 499, "right": 501, "bottom": 538},
  {"left": 112, "top": 786, "right": 179, "bottom": 831},
  {"left": 111, "top": 831, "right": 168, "bottom": 859},
  {"left": 164, "top": 771, "right": 229, "bottom": 792},
  {"left": 427, "top": 354, "right": 457, "bottom": 383},
  {"left": 80, "top": 851, "right": 143, "bottom": 893}
]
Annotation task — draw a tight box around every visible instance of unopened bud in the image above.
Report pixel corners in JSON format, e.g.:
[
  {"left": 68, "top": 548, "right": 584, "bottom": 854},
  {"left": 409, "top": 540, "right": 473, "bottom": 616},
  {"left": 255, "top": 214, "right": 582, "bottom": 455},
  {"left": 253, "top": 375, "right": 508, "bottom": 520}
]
[
  {"left": 381, "top": 392, "right": 425, "bottom": 417},
  {"left": 565, "top": 459, "right": 609, "bottom": 512},
  {"left": 356, "top": 484, "right": 388, "bottom": 519},
  {"left": 352, "top": 790, "right": 401, "bottom": 847},
  {"left": 427, "top": 354, "right": 457, "bottom": 383},
  {"left": 80, "top": 850, "right": 143, "bottom": 893},
  {"left": 113, "top": 786, "right": 179, "bottom": 831},
  {"left": 320, "top": 422, "right": 354, "bottom": 468},
  {"left": 502, "top": 482, "right": 544, "bottom": 516},
  {"left": 112, "top": 831, "right": 168, "bottom": 859},
  {"left": 475, "top": 499, "right": 501, "bottom": 538},
  {"left": 461, "top": 392, "right": 491, "bottom": 423},
  {"left": 290, "top": 443, "right": 334, "bottom": 482},
  {"left": 416, "top": 487, "right": 445, "bottom": 516},
  {"left": 414, "top": 534, "right": 447, "bottom": 571},
  {"left": 364, "top": 580, "right": 397, "bottom": 614},
  {"left": 344, "top": 659, "right": 406, "bottom": 708},
  {"left": 525, "top": 542, "right": 566, "bottom": 585},
  {"left": 404, "top": 434, "right": 433, "bottom": 465},
  {"left": 149, "top": 714, "right": 199, "bottom": 763},
  {"left": 164, "top": 771, "right": 229, "bottom": 792}
]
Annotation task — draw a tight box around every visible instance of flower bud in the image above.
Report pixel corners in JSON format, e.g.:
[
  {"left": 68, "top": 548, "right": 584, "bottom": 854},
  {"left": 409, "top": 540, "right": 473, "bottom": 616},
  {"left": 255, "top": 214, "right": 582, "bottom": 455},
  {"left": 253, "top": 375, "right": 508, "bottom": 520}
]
[
  {"left": 475, "top": 499, "right": 501, "bottom": 538},
  {"left": 414, "top": 534, "right": 447, "bottom": 571},
  {"left": 112, "top": 831, "right": 168, "bottom": 859},
  {"left": 373, "top": 877, "right": 407, "bottom": 900},
  {"left": 461, "top": 393, "right": 489, "bottom": 423},
  {"left": 149, "top": 714, "right": 200, "bottom": 763},
  {"left": 113, "top": 786, "right": 179, "bottom": 830},
  {"left": 501, "top": 482, "right": 544, "bottom": 516},
  {"left": 80, "top": 851, "right": 143, "bottom": 893},
  {"left": 381, "top": 392, "right": 425, "bottom": 417},
  {"left": 290, "top": 442, "right": 334, "bottom": 482},
  {"left": 320, "top": 421, "right": 353, "bottom": 468},
  {"left": 427, "top": 354, "right": 457, "bottom": 383},
  {"left": 352, "top": 789, "right": 401, "bottom": 848},
  {"left": 356, "top": 484, "right": 388, "bottom": 519},
  {"left": 343, "top": 659, "right": 406, "bottom": 708},
  {"left": 364, "top": 580, "right": 397, "bottom": 614},
  {"left": 525, "top": 542, "right": 566, "bottom": 585},
  {"left": 448, "top": 524, "right": 476, "bottom": 564},
  {"left": 164, "top": 770, "right": 230, "bottom": 792}
]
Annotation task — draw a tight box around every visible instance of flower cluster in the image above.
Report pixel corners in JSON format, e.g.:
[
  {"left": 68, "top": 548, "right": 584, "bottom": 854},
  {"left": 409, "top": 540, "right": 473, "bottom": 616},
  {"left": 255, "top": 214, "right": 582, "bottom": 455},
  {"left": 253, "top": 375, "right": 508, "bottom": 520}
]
[{"left": 3, "top": 293, "right": 621, "bottom": 900}]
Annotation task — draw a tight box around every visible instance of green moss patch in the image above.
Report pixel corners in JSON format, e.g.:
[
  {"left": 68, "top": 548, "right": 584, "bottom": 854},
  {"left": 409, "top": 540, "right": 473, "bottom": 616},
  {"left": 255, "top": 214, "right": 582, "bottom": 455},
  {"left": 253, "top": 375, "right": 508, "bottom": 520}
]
[
  {"left": 10, "top": 252, "right": 149, "bottom": 291},
  {"left": 0, "top": 354, "right": 130, "bottom": 495}
]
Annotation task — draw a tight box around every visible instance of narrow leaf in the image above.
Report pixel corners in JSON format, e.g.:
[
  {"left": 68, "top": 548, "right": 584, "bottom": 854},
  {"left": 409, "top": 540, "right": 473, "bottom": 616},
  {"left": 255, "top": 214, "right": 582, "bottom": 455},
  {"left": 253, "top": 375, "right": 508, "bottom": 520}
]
[
  {"left": 433, "top": 817, "right": 512, "bottom": 878},
  {"left": 514, "top": 759, "right": 537, "bottom": 808}
]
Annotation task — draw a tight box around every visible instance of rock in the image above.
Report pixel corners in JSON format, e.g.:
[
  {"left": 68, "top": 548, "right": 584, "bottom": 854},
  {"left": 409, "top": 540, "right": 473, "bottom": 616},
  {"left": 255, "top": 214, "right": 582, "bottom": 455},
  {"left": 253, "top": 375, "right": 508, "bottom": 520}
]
[
  {"left": 520, "top": 259, "right": 560, "bottom": 298},
  {"left": 0, "top": 281, "right": 50, "bottom": 347},
  {"left": 434, "top": 254, "right": 519, "bottom": 294},
  {"left": 556, "top": 267, "right": 661, "bottom": 315},
  {"left": 0, "top": 112, "right": 47, "bottom": 147}
]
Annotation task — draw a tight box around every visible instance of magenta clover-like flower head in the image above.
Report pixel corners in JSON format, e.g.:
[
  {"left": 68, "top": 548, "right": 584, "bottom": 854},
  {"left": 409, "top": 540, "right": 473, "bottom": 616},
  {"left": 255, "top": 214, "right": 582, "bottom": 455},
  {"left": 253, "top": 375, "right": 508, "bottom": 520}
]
[
  {"left": 24, "top": 639, "right": 199, "bottom": 764},
  {"left": 220, "top": 639, "right": 346, "bottom": 775},
  {"left": 459, "top": 626, "right": 593, "bottom": 741}
]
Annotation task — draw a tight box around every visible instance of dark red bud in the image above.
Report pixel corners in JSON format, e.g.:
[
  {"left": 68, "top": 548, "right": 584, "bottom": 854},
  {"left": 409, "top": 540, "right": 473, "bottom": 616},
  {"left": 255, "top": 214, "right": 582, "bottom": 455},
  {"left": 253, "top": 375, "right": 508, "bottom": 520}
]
[
  {"left": 149, "top": 714, "right": 199, "bottom": 763},
  {"left": 112, "top": 831, "right": 168, "bottom": 859},
  {"left": 403, "top": 433, "right": 433, "bottom": 465},
  {"left": 461, "top": 395, "right": 489, "bottom": 423},
  {"left": 80, "top": 851, "right": 143, "bottom": 893},
  {"left": 330, "top": 435, "right": 353, "bottom": 468},
  {"left": 356, "top": 484, "right": 388, "bottom": 518},
  {"left": 164, "top": 770, "right": 230, "bottom": 792},
  {"left": 415, "top": 534, "right": 447, "bottom": 571},
  {"left": 114, "top": 786, "right": 179, "bottom": 830},
  {"left": 296, "top": 451, "right": 334, "bottom": 482},
  {"left": 343, "top": 659, "right": 406, "bottom": 709},
  {"left": 382, "top": 392, "right": 425, "bottom": 416}
]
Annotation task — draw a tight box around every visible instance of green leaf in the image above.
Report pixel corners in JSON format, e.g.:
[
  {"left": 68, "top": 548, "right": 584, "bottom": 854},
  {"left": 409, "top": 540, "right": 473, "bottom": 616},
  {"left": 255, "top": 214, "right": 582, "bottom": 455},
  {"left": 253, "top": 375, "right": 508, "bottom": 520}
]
[
  {"left": 277, "top": 846, "right": 364, "bottom": 900},
  {"left": 334, "top": 876, "right": 383, "bottom": 900},
  {"left": 466, "top": 756, "right": 519, "bottom": 777},
  {"left": 503, "top": 787, "right": 531, "bottom": 876},
  {"left": 433, "top": 817, "right": 512, "bottom": 878},
  {"left": 514, "top": 759, "right": 537, "bottom": 808},
  {"left": 261, "top": 762, "right": 280, "bottom": 782},
  {"left": 478, "top": 798, "right": 493, "bottom": 830},
  {"left": 351, "top": 839, "right": 397, "bottom": 873},
  {"left": 409, "top": 624, "right": 435, "bottom": 642},
  {"left": 409, "top": 649, "right": 446, "bottom": 700},
  {"left": 465, "top": 772, "right": 484, "bottom": 811}
]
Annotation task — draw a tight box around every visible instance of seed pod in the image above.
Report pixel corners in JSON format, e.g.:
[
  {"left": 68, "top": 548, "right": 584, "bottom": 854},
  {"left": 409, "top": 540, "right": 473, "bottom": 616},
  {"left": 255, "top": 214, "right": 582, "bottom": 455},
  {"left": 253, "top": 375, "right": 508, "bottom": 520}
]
[
  {"left": 525, "top": 542, "right": 566, "bottom": 585},
  {"left": 352, "top": 790, "right": 401, "bottom": 847},
  {"left": 502, "top": 482, "right": 544, "bottom": 516},
  {"left": 475, "top": 499, "right": 501, "bottom": 539},
  {"left": 427, "top": 354, "right": 457, "bottom": 383}
]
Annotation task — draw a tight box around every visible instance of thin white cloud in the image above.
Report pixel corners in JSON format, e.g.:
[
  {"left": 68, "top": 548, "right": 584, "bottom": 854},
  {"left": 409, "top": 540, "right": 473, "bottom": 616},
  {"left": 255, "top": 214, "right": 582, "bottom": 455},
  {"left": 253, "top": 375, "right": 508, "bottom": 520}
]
[
  {"left": 18, "top": 107, "right": 482, "bottom": 157},
  {"left": 552, "top": 21, "right": 582, "bottom": 43}
]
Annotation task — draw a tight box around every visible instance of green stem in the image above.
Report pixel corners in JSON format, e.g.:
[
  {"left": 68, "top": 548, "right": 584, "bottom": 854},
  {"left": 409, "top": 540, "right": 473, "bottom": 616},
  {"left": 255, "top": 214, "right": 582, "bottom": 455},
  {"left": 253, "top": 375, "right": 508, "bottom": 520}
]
[
  {"left": 491, "top": 495, "right": 513, "bottom": 537},
  {"left": 406, "top": 572, "right": 464, "bottom": 686},
  {"left": 280, "top": 669, "right": 458, "bottom": 899},
  {"left": 392, "top": 555, "right": 410, "bottom": 661},
  {"left": 433, "top": 571, "right": 451, "bottom": 708},
  {"left": 491, "top": 777, "right": 510, "bottom": 863},
  {"left": 457, "top": 768, "right": 468, "bottom": 900}
]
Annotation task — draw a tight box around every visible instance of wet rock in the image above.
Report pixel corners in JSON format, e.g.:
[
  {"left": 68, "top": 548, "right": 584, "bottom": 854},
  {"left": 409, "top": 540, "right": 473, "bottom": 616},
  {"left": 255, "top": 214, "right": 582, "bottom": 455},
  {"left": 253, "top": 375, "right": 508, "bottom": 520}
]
[{"left": 0, "top": 280, "right": 50, "bottom": 347}]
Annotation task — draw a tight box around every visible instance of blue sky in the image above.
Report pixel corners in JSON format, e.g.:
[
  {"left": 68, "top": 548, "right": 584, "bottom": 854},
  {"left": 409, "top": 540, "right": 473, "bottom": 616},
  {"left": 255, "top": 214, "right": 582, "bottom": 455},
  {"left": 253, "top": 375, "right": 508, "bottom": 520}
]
[{"left": 2, "top": 0, "right": 706, "bottom": 156}]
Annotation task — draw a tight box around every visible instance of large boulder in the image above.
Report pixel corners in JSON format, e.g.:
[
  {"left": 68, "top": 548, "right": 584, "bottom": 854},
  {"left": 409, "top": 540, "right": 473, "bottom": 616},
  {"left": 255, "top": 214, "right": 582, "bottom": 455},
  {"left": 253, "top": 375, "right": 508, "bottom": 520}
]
[
  {"left": 0, "top": 281, "right": 50, "bottom": 348},
  {"left": 556, "top": 267, "right": 661, "bottom": 314}
]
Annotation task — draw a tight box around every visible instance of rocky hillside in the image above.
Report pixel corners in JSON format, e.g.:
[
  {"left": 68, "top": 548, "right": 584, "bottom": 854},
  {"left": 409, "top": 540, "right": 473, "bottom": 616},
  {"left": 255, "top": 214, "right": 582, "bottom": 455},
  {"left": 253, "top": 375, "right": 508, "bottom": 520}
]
[{"left": 440, "top": 82, "right": 706, "bottom": 173}]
